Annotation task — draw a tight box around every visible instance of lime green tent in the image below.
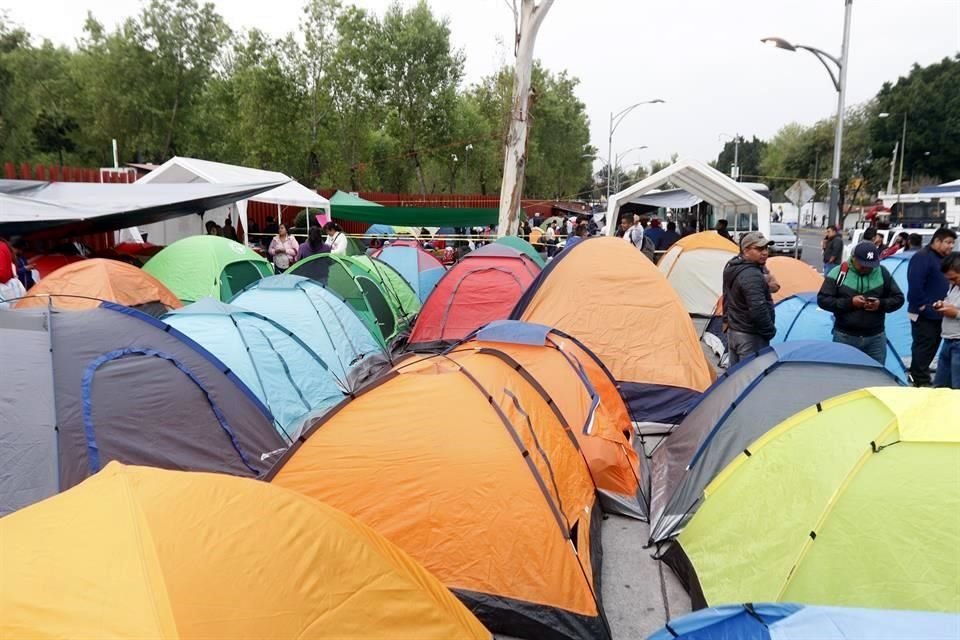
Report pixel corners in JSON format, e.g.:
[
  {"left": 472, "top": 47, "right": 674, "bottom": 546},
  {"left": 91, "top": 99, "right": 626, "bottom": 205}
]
[
  {"left": 144, "top": 236, "right": 272, "bottom": 303},
  {"left": 669, "top": 387, "right": 960, "bottom": 613},
  {"left": 287, "top": 253, "right": 417, "bottom": 346},
  {"left": 495, "top": 235, "right": 546, "bottom": 268}
]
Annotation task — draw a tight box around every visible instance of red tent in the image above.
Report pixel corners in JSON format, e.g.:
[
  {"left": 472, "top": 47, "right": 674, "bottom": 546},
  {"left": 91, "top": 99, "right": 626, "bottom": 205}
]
[{"left": 407, "top": 244, "right": 540, "bottom": 351}]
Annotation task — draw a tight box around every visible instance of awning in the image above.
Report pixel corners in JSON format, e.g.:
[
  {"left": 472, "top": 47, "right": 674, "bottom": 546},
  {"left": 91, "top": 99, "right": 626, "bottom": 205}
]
[
  {"left": 0, "top": 180, "right": 284, "bottom": 235},
  {"left": 631, "top": 189, "right": 703, "bottom": 209},
  {"left": 331, "top": 204, "right": 499, "bottom": 227}
]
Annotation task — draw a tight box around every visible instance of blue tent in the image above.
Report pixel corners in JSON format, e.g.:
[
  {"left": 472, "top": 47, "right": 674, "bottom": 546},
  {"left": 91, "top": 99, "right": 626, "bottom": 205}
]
[
  {"left": 230, "top": 275, "right": 390, "bottom": 391},
  {"left": 881, "top": 252, "right": 942, "bottom": 367},
  {"left": 163, "top": 299, "right": 344, "bottom": 439},
  {"left": 364, "top": 223, "right": 396, "bottom": 239},
  {"left": 773, "top": 293, "right": 908, "bottom": 382},
  {"left": 648, "top": 340, "right": 902, "bottom": 544},
  {"left": 372, "top": 242, "right": 446, "bottom": 303},
  {"left": 649, "top": 603, "right": 960, "bottom": 640}
]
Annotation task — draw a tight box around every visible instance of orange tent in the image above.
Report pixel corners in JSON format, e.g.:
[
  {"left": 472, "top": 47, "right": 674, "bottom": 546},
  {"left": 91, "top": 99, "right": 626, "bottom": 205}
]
[
  {"left": 657, "top": 232, "right": 738, "bottom": 316},
  {"left": 15, "top": 258, "right": 182, "bottom": 316},
  {"left": 511, "top": 237, "right": 712, "bottom": 427},
  {"left": 451, "top": 320, "right": 646, "bottom": 519},
  {"left": 271, "top": 351, "right": 609, "bottom": 640},
  {"left": 0, "top": 463, "right": 489, "bottom": 639}
]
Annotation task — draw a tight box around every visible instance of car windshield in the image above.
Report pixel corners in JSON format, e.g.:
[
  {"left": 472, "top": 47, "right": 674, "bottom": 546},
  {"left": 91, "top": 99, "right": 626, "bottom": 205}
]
[{"left": 770, "top": 223, "right": 793, "bottom": 236}]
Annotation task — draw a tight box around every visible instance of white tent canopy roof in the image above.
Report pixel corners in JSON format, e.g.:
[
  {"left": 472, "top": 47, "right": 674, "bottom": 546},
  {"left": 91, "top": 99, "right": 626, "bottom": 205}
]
[
  {"left": 607, "top": 158, "right": 770, "bottom": 236},
  {"left": 136, "top": 157, "right": 329, "bottom": 211}
]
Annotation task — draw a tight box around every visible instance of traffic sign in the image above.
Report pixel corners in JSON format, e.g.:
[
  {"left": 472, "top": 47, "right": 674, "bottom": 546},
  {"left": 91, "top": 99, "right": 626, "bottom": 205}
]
[{"left": 784, "top": 179, "right": 816, "bottom": 207}]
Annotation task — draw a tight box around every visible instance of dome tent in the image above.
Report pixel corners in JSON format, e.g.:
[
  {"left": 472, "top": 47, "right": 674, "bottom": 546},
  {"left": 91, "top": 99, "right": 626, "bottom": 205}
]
[
  {"left": 144, "top": 235, "right": 272, "bottom": 303},
  {"left": 665, "top": 387, "right": 960, "bottom": 612},
  {"left": 408, "top": 244, "right": 540, "bottom": 351},
  {"left": 0, "top": 463, "right": 489, "bottom": 639},
  {"left": 495, "top": 234, "right": 546, "bottom": 267},
  {"left": 773, "top": 293, "right": 908, "bottom": 382},
  {"left": 271, "top": 350, "right": 608, "bottom": 640},
  {"left": 656, "top": 231, "right": 738, "bottom": 316},
  {"left": 648, "top": 341, "right": 902, "bottom": 545},
  {"left": 371, "top": 239, "right": 446, "bottom": 302},
  {"left": 512, "top": 237, "right": 713, "bottom": 427},
  {"left": 163, "top": 298, "right": 345, "bottom": 440},
  {"left": 14, "top": 258, "right": 182, "bottom": 316},
  {"left": 231, "top": 275, "right": 390, "bottom": 392},
  {"left": 0, "top": 304, "right": 285, "bottom": 515}
]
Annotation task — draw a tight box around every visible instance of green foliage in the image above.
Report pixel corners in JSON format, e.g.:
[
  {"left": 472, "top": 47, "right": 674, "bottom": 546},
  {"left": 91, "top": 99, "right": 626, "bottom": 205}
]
[{"left": 715, "top": 136, "right": 767, "bottom": 181}]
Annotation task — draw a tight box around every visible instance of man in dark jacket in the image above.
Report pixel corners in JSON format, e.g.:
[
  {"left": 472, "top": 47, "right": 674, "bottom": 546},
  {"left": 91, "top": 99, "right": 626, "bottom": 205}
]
[
  {"left": 821, "top": 225, "right": 843, "bottom": 275},
  {"left": 818, "top": 241, "right": 905, "bottom": 364},
  {"left": 722, "top": 232, "right": 779, "bottom": 365},
  {"left": 656, "top": 221, "right": 681, "bottom": 251},
  {"left": 907, "top": 228, "right": 957, "bottom": 385}
]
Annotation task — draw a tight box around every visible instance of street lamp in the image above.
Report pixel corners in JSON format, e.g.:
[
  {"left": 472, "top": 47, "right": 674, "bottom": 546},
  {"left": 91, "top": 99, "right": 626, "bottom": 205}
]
[
  {"left": 607, "top": 99, "right": 664, "bottom": 200},
  {"left": 762, "top": 0, "right": 853, "bottom": 228},
  {"left": 718, "top": 133, "right": 743, "bottom": 180},
  {"left": 878, "top": 112, "right": 908, "bottom": 208},
  {"left": 613, "top": 145, "right": 648, "bottom": 191}
]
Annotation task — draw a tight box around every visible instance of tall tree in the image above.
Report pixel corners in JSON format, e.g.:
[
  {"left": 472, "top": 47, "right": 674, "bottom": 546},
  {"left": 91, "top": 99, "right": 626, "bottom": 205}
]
[
  {"left": 497, "top": 0, "right": 553, "bottom": 236},
  {"left": 715, "top": 136, "right": 767, "bottom": 182}
]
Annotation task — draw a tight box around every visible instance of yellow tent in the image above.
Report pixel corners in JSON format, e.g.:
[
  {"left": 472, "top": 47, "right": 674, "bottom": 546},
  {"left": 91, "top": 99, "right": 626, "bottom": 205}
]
[{"left": 0, "top": 463, "right": 489, "bottom": 640}]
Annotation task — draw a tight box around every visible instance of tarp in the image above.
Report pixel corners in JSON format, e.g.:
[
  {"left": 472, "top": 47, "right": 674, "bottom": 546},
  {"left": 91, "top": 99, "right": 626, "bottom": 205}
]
[
  {"left": 649, "top": 603, "right": 960, "bottom": 640},
  {"left": 648, "top": 341, "right": 902, "bottom": 544},
  {"left": 331, "top": 204, "right": 499, "bottom": 226},
  {"left": 0, "top": 179, "right": 284, "bottom": 236},
  {"left": 270, "top": 351, "right": 608, "bottom": 640},
  {"left": 0, "top": 463, "right": 489, "bottom": 640},
  {"left": 163, "top": 298, "right": 345, "bottom": 440},
  {"left": 657, "top": 232, "right": 738, "bottom": 316},
  {"left": 670, "top": 387, "right": 960, "bottom": 612},
  {"left": 230, "top": 275, "right": 390, "bottom": 392},
  {"left": 512, "top": 237, "right": 713, "bottom": 426},
  {"left": 631, "top": 188, "right": 703, "bottom": 209},
  {"left": 0, "top": 304, "right": 284, "bottom": 515},
  {"left": 14, "top": 258, "right": 181, "bottom": 315}
]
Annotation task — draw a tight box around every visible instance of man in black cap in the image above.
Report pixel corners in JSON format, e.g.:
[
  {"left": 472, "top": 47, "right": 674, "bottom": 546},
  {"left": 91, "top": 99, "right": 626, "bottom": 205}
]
[
  {"left": 817, "top": 241, "right": 904, "bottom": 364},
  {"left": 722, "top": 231, "right": 779, "bottom": 365}
]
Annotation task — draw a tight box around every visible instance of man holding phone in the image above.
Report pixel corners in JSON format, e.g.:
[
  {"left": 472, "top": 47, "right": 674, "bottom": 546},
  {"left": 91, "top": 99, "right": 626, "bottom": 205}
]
[{"left": 817, "top": 241, "right": 904, "bottom": 364}]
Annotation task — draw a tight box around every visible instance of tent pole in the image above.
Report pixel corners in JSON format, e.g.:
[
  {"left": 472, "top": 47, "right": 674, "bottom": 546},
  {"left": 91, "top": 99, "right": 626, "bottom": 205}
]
[{"left": 306, "top": 207, "right": 310, "bottom": 233}]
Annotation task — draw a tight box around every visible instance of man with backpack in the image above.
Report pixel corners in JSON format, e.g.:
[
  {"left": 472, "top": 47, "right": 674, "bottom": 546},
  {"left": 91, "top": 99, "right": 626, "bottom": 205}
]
[{"left": 817, "top": 241, "right": 904, "bottom": 364}]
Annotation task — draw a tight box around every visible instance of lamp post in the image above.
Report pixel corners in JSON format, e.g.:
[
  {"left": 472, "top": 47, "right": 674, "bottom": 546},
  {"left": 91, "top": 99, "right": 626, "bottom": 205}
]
[
  {"left": 613, "top": 145, "right": 648, "bottom": 192},
  {"left": 607, "top": 99, "right": 664, "bottom": 201},
  {"left": 879, "top": 112, "right": 908, "bottom": 210},
  {"left": 718, "top": 133, "right": 743, "bottom": 180},
  {"left": 762, "top": 0, "right": 852, "bottom": 228}
]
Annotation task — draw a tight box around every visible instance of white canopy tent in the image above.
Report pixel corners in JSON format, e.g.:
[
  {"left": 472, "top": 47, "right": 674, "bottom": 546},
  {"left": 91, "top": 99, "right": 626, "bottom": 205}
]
[
  {"left": 606, "top": 158, "right": 770, "bottom": 238},
  {"left": 134, "top": 157, "right": 330, "bottom": 245}
]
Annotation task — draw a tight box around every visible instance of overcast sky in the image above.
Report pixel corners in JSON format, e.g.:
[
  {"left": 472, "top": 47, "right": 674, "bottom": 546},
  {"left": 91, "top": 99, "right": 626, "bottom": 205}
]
[{"left": 6, "top": 0, "right": 959, "bottom": 173}]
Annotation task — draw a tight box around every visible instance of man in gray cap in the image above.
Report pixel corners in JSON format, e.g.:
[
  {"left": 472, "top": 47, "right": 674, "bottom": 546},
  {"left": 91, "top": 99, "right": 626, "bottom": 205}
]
[
  {"left": 817, "top": 240, "right": 904, "bottom": 363},
  {"left": 722, "top": 231, "right": 780, "bottom": 365}
]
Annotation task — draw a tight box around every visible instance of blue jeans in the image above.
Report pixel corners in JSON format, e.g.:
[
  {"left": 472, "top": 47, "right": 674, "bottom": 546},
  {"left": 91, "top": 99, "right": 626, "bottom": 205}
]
[
  {"left": 934, "top": 338, "right": 960, "bottom": 389},
  {"left": 832, "top": 329, "right": 886, "bottom": 365}
]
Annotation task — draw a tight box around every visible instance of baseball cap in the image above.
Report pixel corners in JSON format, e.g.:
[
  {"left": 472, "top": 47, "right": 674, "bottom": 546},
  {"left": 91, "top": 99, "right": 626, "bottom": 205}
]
[
  {"left": 853, "top": 241, "right": 880, "bottom": 268},
  {"left": 740, "top": 231, "right": 773, "bottom": 250}
]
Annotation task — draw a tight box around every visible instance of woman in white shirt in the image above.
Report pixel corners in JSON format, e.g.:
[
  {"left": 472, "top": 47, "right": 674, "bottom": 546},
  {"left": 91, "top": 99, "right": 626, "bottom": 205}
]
[{"left": 324, "top": 222, "right": 349, "bottom": 255}]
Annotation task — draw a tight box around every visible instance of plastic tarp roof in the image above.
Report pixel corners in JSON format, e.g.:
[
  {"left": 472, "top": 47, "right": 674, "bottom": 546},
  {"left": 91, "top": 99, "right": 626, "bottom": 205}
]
[
  {"left": 137, "top": 157, "right": 330, "bottom": 212},
  {"left": 630, "top": 188, "right": 703, "bottom": 209},
  {"left": 0, "top": 180, "right": 284, "bottom": 235},
  {"left": 607, "top": 158, "right": 771, "bottom": 236}
]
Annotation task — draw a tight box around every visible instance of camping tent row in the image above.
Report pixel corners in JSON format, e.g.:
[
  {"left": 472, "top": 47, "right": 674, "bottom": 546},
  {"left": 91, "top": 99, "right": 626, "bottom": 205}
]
[
  {"left": 663, "top": 387, "right": 960, "bottom": 613},
  {"left": 1, "top": 464, "right": 490, "bottom": 639}
]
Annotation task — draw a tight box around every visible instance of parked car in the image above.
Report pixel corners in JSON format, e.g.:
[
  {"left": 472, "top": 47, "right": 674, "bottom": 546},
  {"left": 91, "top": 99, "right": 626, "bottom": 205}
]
[{"left": 768, "top": 222, "right": 803, "bottom": 257}]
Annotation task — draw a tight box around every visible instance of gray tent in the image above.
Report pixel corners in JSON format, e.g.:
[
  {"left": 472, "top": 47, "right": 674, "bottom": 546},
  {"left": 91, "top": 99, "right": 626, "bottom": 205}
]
[
  {"left": 0, "top": 303, "right": 287, "bottom": 515},
  {"left": 647, "top": 341, "right": 902, "bottom": 545}
]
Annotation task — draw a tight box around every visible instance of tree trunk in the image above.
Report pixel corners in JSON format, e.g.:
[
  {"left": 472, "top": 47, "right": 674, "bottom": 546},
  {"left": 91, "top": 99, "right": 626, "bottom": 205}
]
[
  {"left": 496, "top": 0, "right": 554, "bottom": 237},
  {"left": 413, "top": 151, "right": 428, "bottom": 195}
]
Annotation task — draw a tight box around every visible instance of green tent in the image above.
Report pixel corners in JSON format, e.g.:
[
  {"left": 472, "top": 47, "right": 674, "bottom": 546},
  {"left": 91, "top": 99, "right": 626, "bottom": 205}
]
[
  {"left": 494, "top": 235, "right": 546, "bottom": 268},
  {"left": 144, "top": 235, "right": 272, "bottom": 303},
  {"left": 670, "top": 387, "right": 960, "bottom": 613},
  {"left": 287, "top": 253, "right": 417, "bottom": 346}
]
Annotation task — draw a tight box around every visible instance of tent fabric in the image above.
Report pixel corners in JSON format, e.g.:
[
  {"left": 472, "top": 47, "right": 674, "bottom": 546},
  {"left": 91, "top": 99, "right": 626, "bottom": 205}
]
[
  {"left": 270, "top": 351, "right": 608, "bottom": 640},
  {"left": 14, "top": 258, "right": 182, "bottom": 315},
  {"left": 773, "top": 293, "right": 908, "bottom": 382},
  {"left": 703, "top": 257, "right": 824, "bottom": 359},
  {"left": 163, "top": 298, "right": 344, "bottom": 440},
  {"left": 670, "top": 387, "right": 960, "bottom": 612},
  {"left": 495, "top": 235, "right": 547, "bottom": 267},
  {"left": 371, "top": 240, "right": 446, "bottom": 303},
  {"left": 288, "top": 253, "right": 418, "bottom": 346},
  {"left": 512, "top": 237, "right": 713, "bottom": 426},
  {"left": 0, "top": 179, "right": 284, "bottom": 236},
  {"left": 648, "top": 341, "right": 903, "bottom": 544},
  {"left": 0, "top": 463, "right": 490, "bottom": 640},
  {"left": 330, "top": 204, "right": 499, "bottom": 226},
  {"left": 0, "top": 304, "right": 284, "bottom": 515},
  {"left": 144, "top": 235, "right": 273, "bottom": 303},
  {"left": 606, "top": 159, "right": 772, "bottom": 238},
  {"left": 657, "top": 232, "right": 738, "bottom": 316},
  {"left": 408, "top": 245, "right": 540, "bottom": 351},
  {"left": 630, "top": 188, "right": 703, "bottom": 209},
  {"left": 230, "top": 275, "right": 390, "bottom": 392},
  {"left": 649, "top": 603, "right": 960, "bottom": 640},
  {"left": 453, "top": 320, "right": 646, "bottom": 519}
]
